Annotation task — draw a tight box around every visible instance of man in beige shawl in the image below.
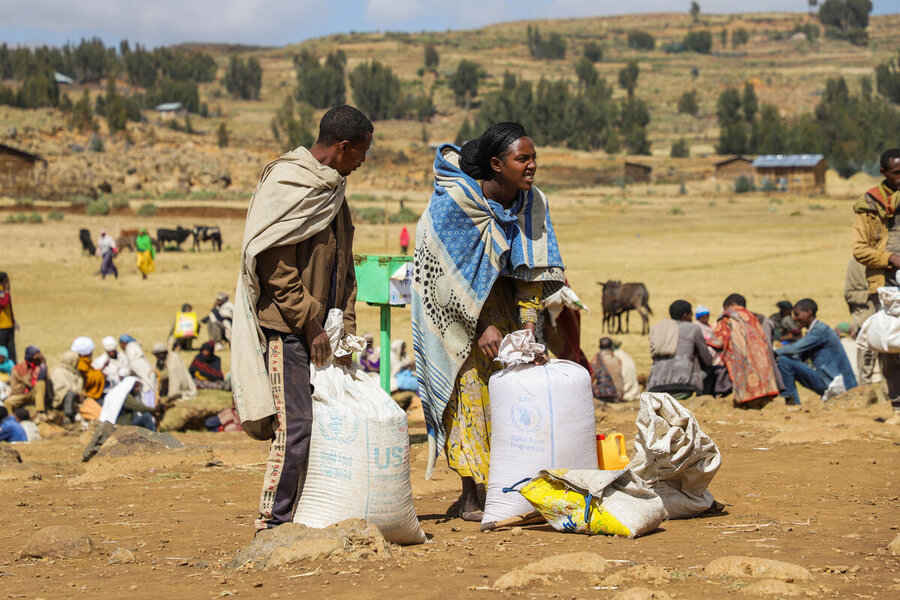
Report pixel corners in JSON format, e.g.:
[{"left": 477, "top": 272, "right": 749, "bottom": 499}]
[{"left": 231, "top": 105, "right": 373, "bottom": 531}]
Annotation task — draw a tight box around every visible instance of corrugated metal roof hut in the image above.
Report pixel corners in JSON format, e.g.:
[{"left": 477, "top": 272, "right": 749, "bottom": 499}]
[
  {"left": 0, "top": 143, "right": 47, "bottom": 196},
  {"left": 751, "top": 154, "right": 826, "bottom": 194},
  {"left": 154, "top": 102, "right": 186, "bottom": 120},
  {"left": 624, "top": 161, "right": 652, "bottom": 184},
  {"left": 714, "top": 155, "right": 754, "bottom": 182}
]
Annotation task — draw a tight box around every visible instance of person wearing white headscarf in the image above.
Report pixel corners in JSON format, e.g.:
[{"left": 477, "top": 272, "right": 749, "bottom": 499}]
[{"left": 94, "top": 336, "right": 130, "bottom": 386}]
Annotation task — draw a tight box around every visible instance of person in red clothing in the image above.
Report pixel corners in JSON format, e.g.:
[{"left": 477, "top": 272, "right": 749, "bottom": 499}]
[
  {"left": 0, "top": 272, "right": 15, "bottom": 364},
  {"left": 399, "top": 226, "right": 410, "bottom": 254}
]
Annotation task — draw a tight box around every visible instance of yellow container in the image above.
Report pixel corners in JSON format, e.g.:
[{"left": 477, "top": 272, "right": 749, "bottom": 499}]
[{"left": 596, "top": 433, "right": 630, "bottom": 470}]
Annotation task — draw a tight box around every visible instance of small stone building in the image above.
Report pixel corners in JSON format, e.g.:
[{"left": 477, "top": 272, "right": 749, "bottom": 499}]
[
  {"left": 714, "top": 156, "right": 754, "bottom": 182},
  {"left": 624, "top": 161, "right": 652, "bottom": 184},
  {"left": 0, "top": 143, "right": 47, "bottom": 196},
  {"left": 751, "top": 154, "right": 826, "bottom": 194}
]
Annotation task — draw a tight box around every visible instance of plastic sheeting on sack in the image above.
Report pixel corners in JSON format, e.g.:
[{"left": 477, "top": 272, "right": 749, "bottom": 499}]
[
  {"left": 293, "top": 309, "right": 426, "bottom": 545},
  {"left": 857, "top": 286, "right": 900, "bottom": 354},
  {"left": 629, "top": 392, "right": 721, "bottom": 519},
  {"left": 482, "top": 330, "right": 598, "bottom": 525},
  {"left": 507, "top": 468, "right": 666, "bottom": 538}
]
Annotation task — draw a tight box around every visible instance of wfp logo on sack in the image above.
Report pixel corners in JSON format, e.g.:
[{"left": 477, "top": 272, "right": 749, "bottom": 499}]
[
  {"left": 317, "top": 406, "right": 360, "bottom": 444},
  {"left": 372, "top": 446, "right": 405, "bottom": 469},
  {"left": 510, "top": 397, "right": 542, "bottom": 433}
]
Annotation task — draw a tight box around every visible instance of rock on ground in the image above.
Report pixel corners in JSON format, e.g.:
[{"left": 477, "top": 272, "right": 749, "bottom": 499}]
[
  {"left": 705, "top": 556, "right": 812, "bottom": 582},
  {"left": 494, "top": 552, "right": 610, "bottom": 590},
  {"left": 744, "top": 578, "right": 802, "bottom": 596},
  {"left": 600, "top": 564, "right": 671, "bottom": 586},
  {"left": 229, "top": 519, "right": 392, "bottom": 570},
  {"left": 615, "top": 587, "right": 672, "bottom": 600},
  {"left": 0, "top": 444, "right": 22, "bottom": 466},
  {"left": 887, "top": 533, "right": 900, "bottom": 556},
  {"left": 109, "top": 547, "right": 136, "bottom": 564},
  {"left": 95, "top": 426, "right": 185, "bottom": 459},
  {"left": 21, "top": 526, "right": 92, "bottom": 558}
]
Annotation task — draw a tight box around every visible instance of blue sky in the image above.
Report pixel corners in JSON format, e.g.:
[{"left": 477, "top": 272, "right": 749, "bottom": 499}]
[{"left": 0, "top": 0, "right": 895, "bottom": 48}]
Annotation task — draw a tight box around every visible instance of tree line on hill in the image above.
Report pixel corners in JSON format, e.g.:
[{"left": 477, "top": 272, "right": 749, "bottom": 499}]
[{"left": 713, "top": 77, "right": 899, "bottom": 176}]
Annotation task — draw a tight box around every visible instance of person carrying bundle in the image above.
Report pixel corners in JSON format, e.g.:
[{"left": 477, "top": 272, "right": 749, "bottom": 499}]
[{"left": 412, "top": 122, "right": 566, "bottom": 521}]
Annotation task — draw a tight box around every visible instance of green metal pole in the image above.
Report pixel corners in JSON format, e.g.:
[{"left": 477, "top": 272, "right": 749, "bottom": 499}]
[{"left": 380, "top": 304, "right": 391, "bottom": 393}]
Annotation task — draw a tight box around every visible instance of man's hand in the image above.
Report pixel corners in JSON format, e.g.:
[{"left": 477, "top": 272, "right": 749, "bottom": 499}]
[
  {"left": 478, "top": 324, "right": 503, "bottom": 360},
  {"left": 889, "top": 254, "right": 900, "bottom": 269},
  {"left": 304, "top": 320, "right": 331, "bottom": 366},
  {"left": 334, "top": 355, "right": 352, "bottom": 366}
]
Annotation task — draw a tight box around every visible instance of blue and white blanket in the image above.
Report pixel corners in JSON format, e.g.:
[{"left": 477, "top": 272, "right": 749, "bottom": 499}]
[{"left": 411, "top": 144, "right": 565, "bottom": 478}]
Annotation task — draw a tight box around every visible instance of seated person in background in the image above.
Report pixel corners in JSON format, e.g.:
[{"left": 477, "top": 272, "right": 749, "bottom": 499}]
[
  {"left": 611, "top": 341, "right": 641, "bottom": 402},
  {"left": 0, "top": 406, "right": 27, "bottom": 442},
  {"left": 592, "top": 337, "right": 624, "bottom": 402},
  {"left": 713, "top": 293, "right": 779, "bottom": 408},
  {"left": 70, "top": 337, "right": 106, "bottom": 407},
  {"left": 0, "top": 346, "right": 13, "bottom": 383},
  {"left": 49, "top": 351, "right": 82, "bottom": 422},
  {"left": 359, "top": 333, "right": 380, "bottom": 373},
  {"left": 151, "top": 342, "right": 197, "bottom": 401},
  {"left": 390, "top": 340, "right": 418, "bottom": 392},
  {"left": 770, "top": 300, "right": 801, "bottom": 343},
  {"left": 5, "top": 345, "right": 49, "bottom": 414},
  {"left": 189, "top": 341, "right": 229, "bottom": 390},
  {"left": 202, "top": 293, "right": 234, "bottom": 349},
  {"left": 647, "top": 300, "right": 713, "bottom": 400},
  {"left": 171, "top": 303, "right": 201, "bottom": 352},
  {"left": 14, "top": 408, "right": 40, "bottom": 441},
  {"left": 774, "top": 298, "right": 858, "bottom": 405},
  {"left": 96, "top": 336, "right": 130, "bottom": 384},
  {"left": 696, "top": 305, "right": 731, "bottom": 397}
]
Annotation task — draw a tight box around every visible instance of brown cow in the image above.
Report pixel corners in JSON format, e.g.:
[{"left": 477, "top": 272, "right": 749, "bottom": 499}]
[{"left": 600, "top": 280, "right": 652, "bottom": 335}]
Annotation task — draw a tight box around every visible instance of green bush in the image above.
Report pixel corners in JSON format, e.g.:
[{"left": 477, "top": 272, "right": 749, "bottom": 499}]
[
  {"left": 355, "top": 207, "right": 386, "bottom": 224},
  {"left": 389, "top": 207, "right": 419, "bottom": 223},
  {"left": 48, "top": 211, "right": 64, "bottom": 221},
  {"left": 86, "top": 198, "right": 110, "bottom": 215},
  {"left": 670, "top": 138, "right": 690, "bottom": 158},
  {"left": 669, "top": 206, "right": 685, "bottom": 216},
  {"left": 137, "top": 202, "right": 158, "bottom": 216},
  {"left": 627, "top": 30, "right": 656, "bottom": 50},
  {"left": 27, "top": 212, "right": 43, "bottom": 223},
  {"left": 14, "top": 196, "right": 34, "bottom": 207},
  {"left": 111, "top": 197, "right": 130, "bottom": 210},
  {"left": 734, "top": 175, "right": 755, "bottom": 193}
]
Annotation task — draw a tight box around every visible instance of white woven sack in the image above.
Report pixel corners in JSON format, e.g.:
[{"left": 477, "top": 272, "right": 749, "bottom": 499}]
[
  {"left": 293, "top": 310, "right": 426, "bottom": 545},
  {"left": 630, "top": 392, "right": 721, "bottom": 519},
  {"left": 482, "top": 330, "right": 598, "bottom": 524},
  {"left": 857, "top": 286, "right": 900, "bottom": 353}
]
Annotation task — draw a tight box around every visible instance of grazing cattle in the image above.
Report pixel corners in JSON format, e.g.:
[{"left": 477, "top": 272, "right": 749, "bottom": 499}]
[
  {"left": 600, "top": 280, "right": 652, "bottom": 335},
  {"left": 79, "top": 228, "right": 95, "bottom": 256},
  {"left": 156, "top": 226, "right": 192, "bottom": 250},
  {"left": 192, "top": 225, "right": 223, "bottom": 251}
]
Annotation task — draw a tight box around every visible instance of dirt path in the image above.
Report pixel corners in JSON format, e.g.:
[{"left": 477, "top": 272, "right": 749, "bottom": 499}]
[{"left": 1, "top": 393, "right": 898, "bottom": 599}]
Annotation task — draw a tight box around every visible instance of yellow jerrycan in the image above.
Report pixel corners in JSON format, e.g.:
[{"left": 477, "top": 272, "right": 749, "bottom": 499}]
[{"left": 596, "top": 433, "right": 630, "bottom": 470}]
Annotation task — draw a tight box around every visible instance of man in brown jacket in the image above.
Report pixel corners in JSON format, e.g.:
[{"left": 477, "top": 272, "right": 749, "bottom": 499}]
[
  {"left": 248, "top": 105, "right": 373, "bottom": 529},
  {"left": 851, "top": 147, "right": 900, "bottom": 423}
]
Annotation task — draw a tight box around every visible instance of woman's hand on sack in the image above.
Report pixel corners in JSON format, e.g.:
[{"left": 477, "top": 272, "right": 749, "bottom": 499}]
[
  {"left": 890, "top": 253, "right": 900, "bottom": 269},
  {"left": 478, "top": 324, "right": 503, "bottom": 359},
  {"left": 533, "top": 352, "right": 549, "bottom": 365},
  {"left": 304, "top": 320, "right": 332, "bottom": 366},
  {"left": 334, "top": 355, "right": 351, "bottom": 366}
]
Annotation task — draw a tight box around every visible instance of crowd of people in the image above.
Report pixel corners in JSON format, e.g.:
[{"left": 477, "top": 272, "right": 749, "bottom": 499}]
[
  {"left": 4, "top": 106, "right": 900, "bottom": 535},
  {"left": 0, "top": 286, "right": 240, "bottom": 441}
]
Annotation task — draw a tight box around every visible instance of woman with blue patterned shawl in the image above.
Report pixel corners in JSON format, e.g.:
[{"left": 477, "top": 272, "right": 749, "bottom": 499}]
[{"left": 411, "top": 122, "right": 566, "bottom": 521}]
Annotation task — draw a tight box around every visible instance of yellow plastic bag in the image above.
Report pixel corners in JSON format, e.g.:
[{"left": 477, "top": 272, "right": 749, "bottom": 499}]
[{"left": 507, "top": 468, "right": 666, "bottom": 538}]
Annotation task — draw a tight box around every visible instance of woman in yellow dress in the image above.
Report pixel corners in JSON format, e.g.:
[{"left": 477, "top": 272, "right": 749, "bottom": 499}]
[
  {"left": 135, "top": 228, "right": 156, "bottom": 279},
  {"left": 412, "top": 122, "right": 566, "bottom": 520}
]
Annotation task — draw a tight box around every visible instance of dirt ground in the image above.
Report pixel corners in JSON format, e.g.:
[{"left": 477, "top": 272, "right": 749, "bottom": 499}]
[{"left": 0, "top": 387, "right": 898, "bottom": 599}]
